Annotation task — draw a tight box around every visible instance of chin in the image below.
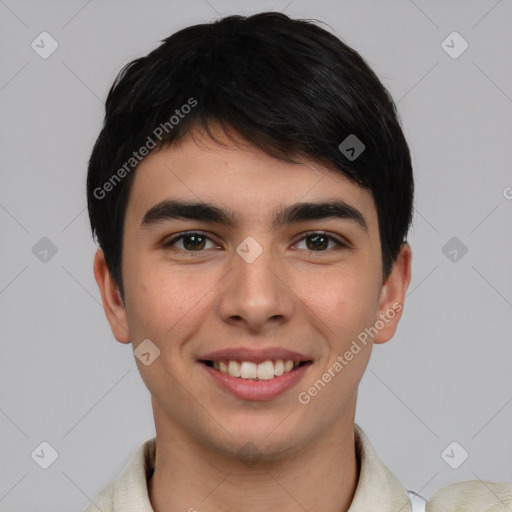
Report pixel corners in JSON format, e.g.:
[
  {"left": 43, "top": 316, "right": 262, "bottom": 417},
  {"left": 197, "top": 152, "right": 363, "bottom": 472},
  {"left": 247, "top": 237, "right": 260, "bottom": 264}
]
[{"left": 217, "top": 416, "right": 310, "bottom": 459}]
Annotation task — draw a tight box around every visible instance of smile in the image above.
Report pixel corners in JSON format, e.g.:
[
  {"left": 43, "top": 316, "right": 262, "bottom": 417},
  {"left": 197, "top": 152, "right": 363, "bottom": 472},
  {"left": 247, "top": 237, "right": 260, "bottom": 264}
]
[
  {"left": 202, "top": 359, "right": 310, "bottom": 380},
  {"left": 199, "top": 359, "right": 313, "bottom": 401}
]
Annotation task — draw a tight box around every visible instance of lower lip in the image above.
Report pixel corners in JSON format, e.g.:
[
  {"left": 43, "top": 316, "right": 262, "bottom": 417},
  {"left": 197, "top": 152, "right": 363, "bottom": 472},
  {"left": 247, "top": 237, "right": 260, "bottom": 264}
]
[{"left": 200, "top": 362, "right": 312, "bottom": 401}]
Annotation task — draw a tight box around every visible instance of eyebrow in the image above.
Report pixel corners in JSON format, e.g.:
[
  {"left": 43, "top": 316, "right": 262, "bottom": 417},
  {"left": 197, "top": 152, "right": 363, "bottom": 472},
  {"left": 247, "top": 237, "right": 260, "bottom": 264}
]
[{"left": 140, "top": 199, "right": 368, "bottom": 232}]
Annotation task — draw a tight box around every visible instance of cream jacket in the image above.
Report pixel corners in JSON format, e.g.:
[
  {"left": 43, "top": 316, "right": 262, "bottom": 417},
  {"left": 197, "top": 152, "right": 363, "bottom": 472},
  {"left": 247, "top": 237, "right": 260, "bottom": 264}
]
[{"left": 83, "top": 424, "right": 511, "bottom": 512}]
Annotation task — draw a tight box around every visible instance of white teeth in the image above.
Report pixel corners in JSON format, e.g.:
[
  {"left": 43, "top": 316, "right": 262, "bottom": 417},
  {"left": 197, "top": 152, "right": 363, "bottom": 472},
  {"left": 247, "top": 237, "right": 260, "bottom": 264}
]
[
  {"left": 240, "top": 361, "right": 258, "bottom": 378},
  {"left": 212, "top": 359, "right": 303, "bottom": 380},
  {"left": 228, "top": 360, "right": 241, "bottom": 377},
  {"left": 257, "top": 361, "right": 274, "bottom": 380},
  {"left": 274, "top": 359, "right": 284, "bottom": 376}
]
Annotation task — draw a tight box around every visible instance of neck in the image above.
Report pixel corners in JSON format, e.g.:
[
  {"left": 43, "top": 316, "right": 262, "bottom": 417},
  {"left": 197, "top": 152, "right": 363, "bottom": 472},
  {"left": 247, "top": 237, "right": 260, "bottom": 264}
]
[{"left": 148, "top": 409, "right": 359, "bottom": 512}]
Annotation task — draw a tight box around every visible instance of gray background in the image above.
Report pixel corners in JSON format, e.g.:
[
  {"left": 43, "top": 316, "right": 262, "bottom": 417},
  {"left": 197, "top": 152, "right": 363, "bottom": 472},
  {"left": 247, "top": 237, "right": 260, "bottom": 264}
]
[{"left": 1, "top": 0, "right": 511, "bottom": 510}]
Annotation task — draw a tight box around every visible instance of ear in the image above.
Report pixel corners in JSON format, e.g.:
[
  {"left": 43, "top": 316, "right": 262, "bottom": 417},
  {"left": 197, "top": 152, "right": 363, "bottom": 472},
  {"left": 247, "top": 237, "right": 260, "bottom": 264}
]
[
  {"left": 93, "top": 248, "right": 131, "bottom": 344},
  {"left": 373, "top": 243, "right": 412, "bottom": 344}
]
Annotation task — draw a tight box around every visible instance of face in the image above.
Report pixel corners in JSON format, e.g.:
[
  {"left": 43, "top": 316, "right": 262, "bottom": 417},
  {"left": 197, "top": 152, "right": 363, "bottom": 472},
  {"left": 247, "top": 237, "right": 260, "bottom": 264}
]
[{"left": 94, "top": 125, "right": 411, "bottom": 460}]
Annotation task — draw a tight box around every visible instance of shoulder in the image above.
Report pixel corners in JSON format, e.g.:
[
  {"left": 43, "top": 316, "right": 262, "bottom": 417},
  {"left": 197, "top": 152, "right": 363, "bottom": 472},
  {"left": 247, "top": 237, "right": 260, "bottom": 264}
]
[
  {"left": 425, "top": 480, "right": 512, "bottom": 511},
  {"left": 81, "top": 438, "right": 156, "bottom": 512}
]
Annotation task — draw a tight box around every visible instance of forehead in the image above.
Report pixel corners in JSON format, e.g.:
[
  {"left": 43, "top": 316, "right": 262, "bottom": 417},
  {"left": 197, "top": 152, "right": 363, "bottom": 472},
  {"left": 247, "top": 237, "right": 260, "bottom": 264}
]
[{"left": 124, "top": 127, "right": 378, "bottom": 232}]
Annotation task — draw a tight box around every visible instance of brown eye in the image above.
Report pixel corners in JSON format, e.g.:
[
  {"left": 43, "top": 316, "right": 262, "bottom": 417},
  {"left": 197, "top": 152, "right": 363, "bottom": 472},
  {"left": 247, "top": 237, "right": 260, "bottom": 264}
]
[
  {"left": 163, "top": 232, "right": 215, "bottom": 251},
  {"left": 295, "top": 232, "right": 347, "bottom": 252}
]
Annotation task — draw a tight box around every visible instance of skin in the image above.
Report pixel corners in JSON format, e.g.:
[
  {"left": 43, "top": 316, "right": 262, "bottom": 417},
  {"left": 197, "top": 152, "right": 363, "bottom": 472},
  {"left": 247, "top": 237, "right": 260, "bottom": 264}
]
[{"left": 94, "top": 124, "right": 412, "bottom": 512}]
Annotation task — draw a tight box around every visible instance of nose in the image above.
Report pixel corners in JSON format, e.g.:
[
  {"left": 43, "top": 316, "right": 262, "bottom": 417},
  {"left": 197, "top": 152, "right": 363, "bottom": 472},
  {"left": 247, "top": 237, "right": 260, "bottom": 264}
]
[{"left": 216, "top": 238, "right": 295, "bottom": 333}]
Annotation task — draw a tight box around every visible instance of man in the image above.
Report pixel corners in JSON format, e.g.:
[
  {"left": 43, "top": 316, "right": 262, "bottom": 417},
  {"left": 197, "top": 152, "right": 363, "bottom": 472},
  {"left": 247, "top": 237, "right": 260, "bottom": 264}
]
[{"left": 85, "top": 11, "right": 511, "bottom": 512}]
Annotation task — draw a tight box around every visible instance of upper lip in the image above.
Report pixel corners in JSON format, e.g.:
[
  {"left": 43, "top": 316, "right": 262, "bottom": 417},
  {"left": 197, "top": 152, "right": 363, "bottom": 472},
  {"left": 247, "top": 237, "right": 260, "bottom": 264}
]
[{"left": 199, "top": 347, "right": 312, "bottom": 364}]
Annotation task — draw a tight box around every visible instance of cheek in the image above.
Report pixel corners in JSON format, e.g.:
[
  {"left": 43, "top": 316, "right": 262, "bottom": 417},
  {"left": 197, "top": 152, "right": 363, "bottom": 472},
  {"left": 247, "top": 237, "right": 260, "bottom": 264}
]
[
  {"left": 300, "top": 268, "right": 379, "bottom": 335},
  {"left": 124, "top": 263, "right": 210, "bottom": 389},
  {"left": 124, "top": 258, "right": 198, "bottom": 340},
  {"left": 124, "top": 258, "right": 228, "bottom": 363}
]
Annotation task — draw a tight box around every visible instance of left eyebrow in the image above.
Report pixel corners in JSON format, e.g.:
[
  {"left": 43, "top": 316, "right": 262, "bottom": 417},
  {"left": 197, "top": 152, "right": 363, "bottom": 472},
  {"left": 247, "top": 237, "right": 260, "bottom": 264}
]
[{"left": 140, "top": 199, "right": 368, "bottom": 232}]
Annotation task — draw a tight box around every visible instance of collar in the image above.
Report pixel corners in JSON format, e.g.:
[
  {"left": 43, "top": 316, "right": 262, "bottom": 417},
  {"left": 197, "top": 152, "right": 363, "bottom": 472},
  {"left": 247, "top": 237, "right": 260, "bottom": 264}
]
[
  {"left": 88, "top": 423, "right": 411, "bottom": 512},
  {"left": 350, "top": 424, "right": 411, "bottom": 511}
]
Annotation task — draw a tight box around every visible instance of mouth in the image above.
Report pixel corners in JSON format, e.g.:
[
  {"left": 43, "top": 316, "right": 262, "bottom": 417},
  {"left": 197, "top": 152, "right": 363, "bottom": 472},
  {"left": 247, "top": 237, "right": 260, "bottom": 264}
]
[
  {"left": 200, "top": 359, "right": 312, "bottom": 381},
  {"left": 197, "top": 347, "right": 313, "bottom": 400},
  {"left": 198, "top": 357, "right": 313, "bottom": 401}
]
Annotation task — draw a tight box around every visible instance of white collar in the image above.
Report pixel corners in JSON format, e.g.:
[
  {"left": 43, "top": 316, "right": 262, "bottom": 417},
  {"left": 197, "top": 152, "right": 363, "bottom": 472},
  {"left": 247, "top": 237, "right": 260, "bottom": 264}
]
[{"left": 86, "top": 423, "right": 412, "bottom": 512}]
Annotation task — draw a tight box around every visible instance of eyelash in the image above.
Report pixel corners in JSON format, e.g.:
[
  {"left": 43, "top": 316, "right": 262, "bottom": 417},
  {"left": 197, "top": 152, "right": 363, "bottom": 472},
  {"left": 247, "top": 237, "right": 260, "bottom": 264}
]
[{"left": 162, "top": 231, "right": 348, "bottom": 253}]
